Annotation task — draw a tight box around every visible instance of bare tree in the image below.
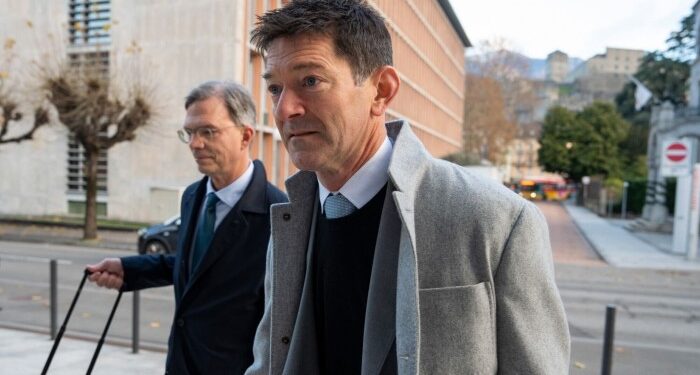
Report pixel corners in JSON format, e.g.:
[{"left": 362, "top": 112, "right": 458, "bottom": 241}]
[
  {"left": 463, "top": 74, "right": 517, "bottom": 163},
  {"left": 467, "top": 38, "right": 538, "bottom": 125},
  {"left": 0, "top": 38, "right": 50, "bottom": 145},
  {"left": 39, "top": 55, "right": 154, "bottom": 240}
]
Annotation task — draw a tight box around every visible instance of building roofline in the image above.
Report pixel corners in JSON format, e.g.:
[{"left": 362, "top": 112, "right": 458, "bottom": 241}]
[{"left": 437, "top": 0, "right": 471, "bottom": 47}]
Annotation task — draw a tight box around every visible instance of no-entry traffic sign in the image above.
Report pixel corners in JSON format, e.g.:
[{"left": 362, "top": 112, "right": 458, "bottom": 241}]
[
  {"left": 666, "top": 142, "right": 688, "bottom": 163},
  {"left": 662, "top": 139, "right": 693, "bottom": 177}
]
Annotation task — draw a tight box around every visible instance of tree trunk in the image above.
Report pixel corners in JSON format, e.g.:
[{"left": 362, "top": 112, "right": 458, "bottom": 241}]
[{"left": 83, "top": 148, "right": 99, "bottom": 240}]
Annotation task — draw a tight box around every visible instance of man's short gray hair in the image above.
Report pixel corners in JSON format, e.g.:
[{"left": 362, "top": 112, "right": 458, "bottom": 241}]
[{"left": 185, "top": 81, "right": 256, "bottom": 127}]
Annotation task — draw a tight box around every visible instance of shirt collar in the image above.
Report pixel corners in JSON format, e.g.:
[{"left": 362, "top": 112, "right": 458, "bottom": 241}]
[
  {"left": 206, "top": 161, "right": 254, "bottom": 207},
  {"left": 318, "top": 137, "right": 392, "bottom": 212}
]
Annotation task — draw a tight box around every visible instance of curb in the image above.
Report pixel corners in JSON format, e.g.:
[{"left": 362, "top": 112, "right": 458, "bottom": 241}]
[
  {"left": 0, "top": 218, "right": 143, "bottom": 232},
  {"left": 0, "top": 234, "right": 137, "bottom": 252}
]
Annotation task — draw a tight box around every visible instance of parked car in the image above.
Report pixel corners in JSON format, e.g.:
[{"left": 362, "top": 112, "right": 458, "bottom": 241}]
[{"left": 137, "top": 215, "right": 181, "bottom": 255}]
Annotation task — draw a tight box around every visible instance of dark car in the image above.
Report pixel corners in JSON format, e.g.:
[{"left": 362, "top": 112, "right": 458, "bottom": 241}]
[{"left": 137, "top": 215, "right": 181, "bottom": 254}]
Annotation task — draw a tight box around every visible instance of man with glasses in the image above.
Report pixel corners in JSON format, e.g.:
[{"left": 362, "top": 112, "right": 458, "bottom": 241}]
[{"left": 87, "top": 81, "right": 287, "bottom": 374}]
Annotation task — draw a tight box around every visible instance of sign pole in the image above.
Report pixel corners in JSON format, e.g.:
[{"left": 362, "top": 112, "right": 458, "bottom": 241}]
[
  {"left": 688, "top": 164, "right": 700, "bottom": 260},
  {"left": 673, "top": 174, "right": 692, "bottom": 254},
  {"left": 663, "top": 139, "right": 696, "bottom": 256}
]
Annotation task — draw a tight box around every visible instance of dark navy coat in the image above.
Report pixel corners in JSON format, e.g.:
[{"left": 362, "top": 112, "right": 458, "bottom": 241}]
[{"left": 121, "top": 160, "right": 287, "bottom": 374}]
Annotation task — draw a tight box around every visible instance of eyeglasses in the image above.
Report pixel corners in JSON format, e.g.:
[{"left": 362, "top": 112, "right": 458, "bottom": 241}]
[{"left": 177, "top": 125, "right": 238, "bottom": 144}]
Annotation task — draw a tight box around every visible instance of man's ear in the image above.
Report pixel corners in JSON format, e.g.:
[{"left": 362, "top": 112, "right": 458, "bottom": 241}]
[
  {"left": 370, "top": 66, "right": 400, "bottom": 117},
  {"left": 240, "top": 126, "right": 255, "bottom": 150}
]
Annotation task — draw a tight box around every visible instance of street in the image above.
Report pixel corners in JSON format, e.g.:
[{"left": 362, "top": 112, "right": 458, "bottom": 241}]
[
  {"left": 536, "top": 201, "right": 700, "bottom": 374},
  {"left": 0, "top": 202, "right": 699, "bottom": 374},
  {"left": 0, "top": 241, "right": 173, "bottom": 350}
]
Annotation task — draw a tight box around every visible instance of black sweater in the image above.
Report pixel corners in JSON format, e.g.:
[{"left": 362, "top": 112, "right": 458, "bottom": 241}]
[{"left": 313, "top": 185, "right": 387, "bottom": 374}]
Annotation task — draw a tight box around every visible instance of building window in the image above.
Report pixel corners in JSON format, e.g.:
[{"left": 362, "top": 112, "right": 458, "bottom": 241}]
[
  {"left": 67, "top": 135, "right": 109, "bottom": 194},
  {"left": 69, "top": 0, "right": 111, "bottom": 45},
  {"left": 66, "top": 0, "right": 111, "bottom": 196},
  {"left": 67, "top": 50, "right": 109, "bottom": 74}
]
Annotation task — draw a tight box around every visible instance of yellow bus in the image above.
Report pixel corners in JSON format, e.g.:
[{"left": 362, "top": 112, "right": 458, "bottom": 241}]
[{"left": 516, "top": 177, "right": 570, "bottom": 201}]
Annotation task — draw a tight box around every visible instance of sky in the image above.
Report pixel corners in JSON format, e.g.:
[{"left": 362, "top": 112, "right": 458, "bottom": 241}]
[{"left": 451, "top": 0, "right": 695, "bottom": 59}]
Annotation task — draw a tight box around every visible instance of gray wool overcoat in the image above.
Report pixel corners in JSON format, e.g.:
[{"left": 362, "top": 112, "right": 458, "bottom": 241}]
[{"left": 245, "top": 120, "right": 570, "bottom": 375}]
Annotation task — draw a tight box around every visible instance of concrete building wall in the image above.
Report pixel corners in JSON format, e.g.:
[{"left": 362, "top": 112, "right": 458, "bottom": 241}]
[
  {"left": 0, "top": 0, "right": 69, "bottom": 217},
  {"left": 0, "top": 0, "right": 466, "bottom": 222},
  {"left": 106, "top": 0, "right": 247, "bottom": 220}
]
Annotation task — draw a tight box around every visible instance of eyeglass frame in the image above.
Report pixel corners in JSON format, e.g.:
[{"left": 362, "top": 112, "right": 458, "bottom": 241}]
[{"left": 177, "top": 125, "right": 241, "bottom": 144}]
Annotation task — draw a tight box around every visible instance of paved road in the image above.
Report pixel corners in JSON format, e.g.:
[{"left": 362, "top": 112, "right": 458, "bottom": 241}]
[
  {"left": 2, "top": 204, "right": 700, "bottom": 374},
  {"left": 535, "top": 201, "right": 700, "bottom": 374},
  {"left": 535, "top": 201, "right": 604, "bottom": 266},
  {"left": 0, "top": 241, "right": 172, "bottom": 349}
]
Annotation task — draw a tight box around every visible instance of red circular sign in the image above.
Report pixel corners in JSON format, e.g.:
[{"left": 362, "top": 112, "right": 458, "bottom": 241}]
[{"left": 666, "top": 142, "right": 688, "bottom": 162}]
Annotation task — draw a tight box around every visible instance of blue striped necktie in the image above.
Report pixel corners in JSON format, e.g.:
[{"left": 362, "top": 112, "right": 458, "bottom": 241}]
[{"left": 191, "top": 192, "right": 220, "bottom": 273}]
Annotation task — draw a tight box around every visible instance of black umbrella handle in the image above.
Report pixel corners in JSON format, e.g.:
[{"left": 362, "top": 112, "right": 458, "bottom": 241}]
[{"left": 42, "top": 269, "right": 91, "bottom": 375}]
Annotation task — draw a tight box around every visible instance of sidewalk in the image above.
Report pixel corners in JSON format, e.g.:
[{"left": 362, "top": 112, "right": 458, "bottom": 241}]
[
  {"left": 0, "top": 328, "right": 165, "bottom": 374},
  {"left": 0, "top": 222, "right": 137, "bottom": 251},
  {"left": 564, "top": 202, "right": 700, "bottom": 271},
  {"left": 0, "top": 223, "right": 158, "bottom": 373}
]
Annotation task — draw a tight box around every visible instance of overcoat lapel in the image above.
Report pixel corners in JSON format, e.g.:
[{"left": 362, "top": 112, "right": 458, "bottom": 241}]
[
  {"left": 392, "top": 192, "right": 419, "bottom": 375},
  {"left": 384, "top": 120, "right": 431, "bottom": 375},
  {"left": 174, "top": 176, "right": 207, "bottom": 300},
  {"left": 282, "top": 196, "right": 320, "bottom": 375},
  {"left": 361, "top": 185, "right": 401, "bottom": 375},
  {"left": 269, "top": 171, "right": 318, "bottom": 375},
  {"left": 182, "top": 161, "right": 268, "bottom": 301}
]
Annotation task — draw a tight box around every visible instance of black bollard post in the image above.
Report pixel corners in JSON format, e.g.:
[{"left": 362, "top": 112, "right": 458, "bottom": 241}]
[
  {"left": 50, "top": 259, "right": 58, "bottom": 340},
  {"left": 601, "top": 304, "right": 617, "bottom": 375},
  {"left": 132, "top": 290, "right": 140, "bottom": 354}
]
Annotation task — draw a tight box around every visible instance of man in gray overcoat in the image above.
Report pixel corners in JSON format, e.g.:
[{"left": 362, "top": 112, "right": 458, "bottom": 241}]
[{"left": 246, "top": 0, "right": 570, "bottom": 374}]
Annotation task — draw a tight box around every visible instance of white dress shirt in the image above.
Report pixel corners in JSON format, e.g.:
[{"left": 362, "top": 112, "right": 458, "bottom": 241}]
[
  {"left": 318, "top": 137, "right": 392, "bottom": 212},
  {"left": 202, "top": 161, "right": 254, "bottom": 229}
]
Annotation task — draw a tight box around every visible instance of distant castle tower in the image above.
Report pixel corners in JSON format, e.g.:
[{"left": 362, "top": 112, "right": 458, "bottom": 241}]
[{"left": 546, "top": 50, "right": 569, "bottom": 83}]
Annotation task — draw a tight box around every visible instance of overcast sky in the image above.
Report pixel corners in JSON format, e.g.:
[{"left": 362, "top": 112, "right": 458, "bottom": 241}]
[{"left": 452, "top": 0, "right": 695, "bottom": 59}]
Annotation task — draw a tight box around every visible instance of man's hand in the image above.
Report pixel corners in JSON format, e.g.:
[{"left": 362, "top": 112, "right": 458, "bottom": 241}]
[{"left": 86, "top": 258, "right": 124, "bottom": 290}]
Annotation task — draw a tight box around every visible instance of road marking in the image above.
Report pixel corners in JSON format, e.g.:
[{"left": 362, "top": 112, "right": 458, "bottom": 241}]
[
  {"left": 0, "top": 277, "right": 173, "bottom": 301},
  {"left": 571, "top": 335, "right": 700, "bottom": 354},
  {"left": 0, "top": 254, "right": 72, "bottom": 265},
  {"left": 0, "top": 240, "right": 134, "bottom": 254}
]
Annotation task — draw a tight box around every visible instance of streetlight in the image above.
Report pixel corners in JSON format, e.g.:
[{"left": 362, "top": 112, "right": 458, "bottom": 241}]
[{"left": 582, "top": 176, "right": 590, "bottom": 207}]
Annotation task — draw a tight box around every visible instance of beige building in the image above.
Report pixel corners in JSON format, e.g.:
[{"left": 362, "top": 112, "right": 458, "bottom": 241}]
[
  {"left": 537, "top": 46, "right": 646, "bottom": 112},
  {"left": 568, "top": 47, "right": 645, "bottom": 80},
  {"left": 0, "top": 0, "right": 467, "bottom": 222},
  {"left": 507, "top": 123, "right": 543, "bottom": 180}
]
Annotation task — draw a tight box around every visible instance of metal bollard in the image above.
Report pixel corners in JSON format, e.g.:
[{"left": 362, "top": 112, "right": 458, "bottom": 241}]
[
  {"left": 621, "top": 181, "right": 629, "bottom": 220},
  {"left": 601, "top": 304, "right": 617, "bottom": 375},
  {"left": 50, "top": 259, "right": 58, "bottom": 340},
  {"left": 132, "top": 290, "right": 140, "bottom": 353}
]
